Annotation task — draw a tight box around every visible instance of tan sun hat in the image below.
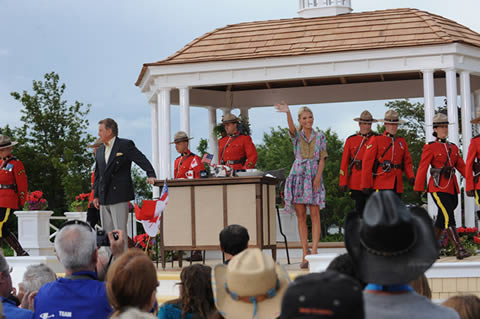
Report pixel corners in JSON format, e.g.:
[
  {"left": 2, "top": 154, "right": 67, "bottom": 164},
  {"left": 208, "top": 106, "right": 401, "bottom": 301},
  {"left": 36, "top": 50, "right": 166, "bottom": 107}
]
[
  {"left": 88, "top": 137, "right": 103, "bottom": 148},
  {"left": 212, "top": 248, "right": 290, "bottom": 319},
  {"left": 170, "top": 131, "right": 193, "bottom": 144},
  {"left": 379, "top": 110, "right": 405, "bottom": 124},
  {"left": 433, "top": 113, "right": 449, "bottom": 126},
  {"left": 222, "top": 114, "right": 240, "bottom": 124},
  {"left": 353, "top": 110, "right": 378, "bottom": 123},
  {"left": 0, "top": 135, "right": 18, "bottom": 150}
]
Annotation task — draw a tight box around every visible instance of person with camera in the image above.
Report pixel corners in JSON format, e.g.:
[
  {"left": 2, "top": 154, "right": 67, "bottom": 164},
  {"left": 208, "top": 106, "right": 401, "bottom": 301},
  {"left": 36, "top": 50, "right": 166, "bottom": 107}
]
[
  {"left": 361, "top": 110, "right": 415, "bottom": 197},
  {"left": 34, "top": 220, "right": 125, "bottom": 319},
  {"left": 414, "top": 113, "right": 470, "bottom": 260},
  {"left": 339, "top": 110, "right": 378, "bottom": 216}
]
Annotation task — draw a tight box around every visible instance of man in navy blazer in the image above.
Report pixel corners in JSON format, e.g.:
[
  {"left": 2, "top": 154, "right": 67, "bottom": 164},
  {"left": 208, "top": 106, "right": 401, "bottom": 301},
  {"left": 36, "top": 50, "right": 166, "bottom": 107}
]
[{"left": 93, "top": 118, "right": 156, "bottom": 247}]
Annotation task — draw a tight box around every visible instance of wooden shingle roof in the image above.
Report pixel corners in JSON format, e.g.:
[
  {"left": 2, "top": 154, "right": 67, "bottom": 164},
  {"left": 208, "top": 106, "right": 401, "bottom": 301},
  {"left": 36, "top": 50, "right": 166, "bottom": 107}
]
[{"left": 136, "top": 8, "right": 480, "bottom": 85}]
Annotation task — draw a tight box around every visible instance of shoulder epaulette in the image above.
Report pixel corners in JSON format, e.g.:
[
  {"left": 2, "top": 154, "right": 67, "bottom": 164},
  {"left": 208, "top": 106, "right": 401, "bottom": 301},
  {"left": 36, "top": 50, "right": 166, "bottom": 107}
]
[
  {"left": 428, "top": 141, "right": 435, "bottom": 144},
  {"left": 473, "top": 135, "right": 480, "bottom": 140},
  {"left": 347, "top": 134, "right": 357, "bottom": 139}
]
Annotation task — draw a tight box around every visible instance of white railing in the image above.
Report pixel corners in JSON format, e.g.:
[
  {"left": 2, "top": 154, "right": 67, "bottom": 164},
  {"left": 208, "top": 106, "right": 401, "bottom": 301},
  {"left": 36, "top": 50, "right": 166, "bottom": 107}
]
[
  {"left": 49, "top": 216, "right": 67, "bottom": 240},
  {"left": 300, "top": 0, "right": 351, "bottom": 9}
]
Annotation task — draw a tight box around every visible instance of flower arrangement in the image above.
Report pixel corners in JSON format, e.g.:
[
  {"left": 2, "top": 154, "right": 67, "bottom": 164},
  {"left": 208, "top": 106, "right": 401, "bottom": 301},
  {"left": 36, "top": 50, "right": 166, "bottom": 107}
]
[
  {"left": 23, "top": 191, "right": 48, "bottom": 211},
  {"left": 133, "top": 233, "right": 159, "bottom": 260},
  {"left": 441, "top": 227, "right": 480, "bottom": 257},
  {"left": 69, "top": 193, "right": 90, "bottom": 212}
]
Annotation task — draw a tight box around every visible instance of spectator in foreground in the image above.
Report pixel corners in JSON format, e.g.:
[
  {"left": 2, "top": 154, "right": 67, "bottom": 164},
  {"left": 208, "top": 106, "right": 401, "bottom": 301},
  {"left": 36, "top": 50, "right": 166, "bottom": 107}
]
[
  {"left": 212, "top": 248, "right": 290, "bottom": 319},
  {"left": 158, "top": 264, "right": 214, "bottom": 319},
  {"left": 19, "top": 263, "right": 56, "bottom": 310},
  {"left": 279, "top": 270, "right": 364, "bottom": 319},
  {"left": 442, "top": 295, "right": 480, "bottom": 319},
  {"left": 0, "top": 253, "right": 33, "bottom": 318},
  {"left": 345, "top": 191, "right": 460, "bottom": 319},
  {"left": 34, "top": 220, "right": 122, "bottom": 319},
  {"left": 107, "top": 249, "right": 158, "bottom": 318},
  {"left": 326, "top": 252, "right": 366, "bottom": 288},
  {"left": 219, "top": 224, "right": 249, "bottom": 264}
]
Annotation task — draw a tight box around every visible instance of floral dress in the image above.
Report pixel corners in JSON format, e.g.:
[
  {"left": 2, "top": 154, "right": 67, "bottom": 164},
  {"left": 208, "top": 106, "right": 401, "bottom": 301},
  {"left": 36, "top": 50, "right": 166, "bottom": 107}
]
[{"left": 284, "top": 129, "right": 328, "bottom": 214}]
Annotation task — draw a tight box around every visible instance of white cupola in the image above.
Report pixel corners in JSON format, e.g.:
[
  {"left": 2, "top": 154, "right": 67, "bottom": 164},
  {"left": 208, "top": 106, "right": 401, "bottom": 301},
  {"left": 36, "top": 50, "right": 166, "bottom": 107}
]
[{"left": 298, "top": 0, "right": 353, "bottom": 18}]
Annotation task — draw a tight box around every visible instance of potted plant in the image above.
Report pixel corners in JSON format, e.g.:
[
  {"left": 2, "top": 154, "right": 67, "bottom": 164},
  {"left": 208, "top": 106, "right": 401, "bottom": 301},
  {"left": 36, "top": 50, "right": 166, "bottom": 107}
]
[{"left": 69, "top": 193, "right": 90, "bottom": 212}]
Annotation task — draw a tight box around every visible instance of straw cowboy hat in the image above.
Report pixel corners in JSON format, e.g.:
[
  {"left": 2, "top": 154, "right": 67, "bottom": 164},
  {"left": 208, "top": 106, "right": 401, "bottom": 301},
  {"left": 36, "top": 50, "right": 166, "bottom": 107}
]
[
  {"left": 88, "top": 137, "right": 103, "bottom": 148},
  {"left": 0, "top": 135, "right": 18, "bottom": 150},
  {"left": 222, "top": 114, "right": 240, "bottom": 124},
  {"left": 345, "top": 191, "right": 438, "bottom": 285},
  {"left": 433, "top": 113, "right": 449, "bottom": 126},
  {"left": 353, "top": 110, "right": 378, "bottom": 123},
  {"left": 212, "top": 248, "right": 290, "bottom": 319},
  {"left": 379, "top": 110, "right": 405, "bottom": 124},
  {"left": 170, "top": 131, "right": 193, "bottom": 144}
]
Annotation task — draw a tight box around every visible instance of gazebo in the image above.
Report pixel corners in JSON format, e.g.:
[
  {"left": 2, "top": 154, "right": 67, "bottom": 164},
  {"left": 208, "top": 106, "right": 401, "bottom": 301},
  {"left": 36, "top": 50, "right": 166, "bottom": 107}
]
[{"left": 136, "top": 1, "right": 480, "bottom": 226}]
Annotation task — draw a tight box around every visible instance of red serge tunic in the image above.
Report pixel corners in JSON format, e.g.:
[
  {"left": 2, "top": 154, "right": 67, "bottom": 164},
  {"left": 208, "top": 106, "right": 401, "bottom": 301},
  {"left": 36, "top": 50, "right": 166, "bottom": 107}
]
[
  {"left": 174, "top": 150, "right": 204, "bottom": 179},
  {"left": 339, "top": 133, "right": 376, "bottom": 191},
  {"left": 465, "top": 136, "right": 480, "bottom": 192},
  {"left": 218, "top": 133, "right": 257, "bottom": 170},
  {"left": 414, "top": 140, "right": 465, "bottom": 194},
  {"left": 361, "top": 132, "right": 415, "bottom": 193},
  {"left": 0, "top": 156, "right": 28, "bottom": 209}
]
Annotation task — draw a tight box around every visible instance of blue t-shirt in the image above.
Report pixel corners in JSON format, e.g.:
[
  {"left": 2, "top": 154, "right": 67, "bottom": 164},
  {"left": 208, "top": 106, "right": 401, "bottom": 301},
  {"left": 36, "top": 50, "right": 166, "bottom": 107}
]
[
  {"left": 158, "top": 303, "right": 193, "bottom": 319},
  {"left": 2, "top": 297, "right": 34, "bottom": 319},
  {"left": 34, "top": 271, "right": 112, "bottom": 319}
]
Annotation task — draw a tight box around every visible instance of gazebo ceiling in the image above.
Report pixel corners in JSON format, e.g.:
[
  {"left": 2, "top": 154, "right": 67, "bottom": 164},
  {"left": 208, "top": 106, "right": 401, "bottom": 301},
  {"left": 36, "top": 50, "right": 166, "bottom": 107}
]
[{"left": 136, "top": 8, "right": 480, "bottom": 86}]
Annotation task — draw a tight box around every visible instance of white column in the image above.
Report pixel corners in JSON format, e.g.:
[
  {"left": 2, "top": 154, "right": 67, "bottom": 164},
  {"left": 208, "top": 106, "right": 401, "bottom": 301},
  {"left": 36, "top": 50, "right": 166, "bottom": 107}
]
[
  {"left": 445, "top": 69, "right": 462, "bottom": 226},
  {"left": 150, "top": 102, "right": 160, "bottom": 198},
  {"left": 423, "top": 70, "right": 437, "bottom": 220},
  {"left": 208, "top": 107, "right": 219, "bottom": 164},
  {"left": 240, "top": 107, "right": 250, "bottom": 122},
  {"left": 158, "top": 88, "right": 172, "bottom": 179},
  {"left": 461, "top": 71, "right": 475, "bottom": 226},
  {"left": 179, "top": 87, "right": 190, "bottom": 135}
]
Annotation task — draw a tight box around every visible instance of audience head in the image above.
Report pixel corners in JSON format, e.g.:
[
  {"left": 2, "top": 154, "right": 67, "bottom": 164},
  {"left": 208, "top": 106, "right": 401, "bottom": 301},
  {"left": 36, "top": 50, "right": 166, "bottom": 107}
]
[
  {"left": 442, "top": 295, "right": 480, "bottom": 319},
  {"left": 22, "top": 263, "right": 56, "bottom": 294},
  {"left": 409, "top": 274, "right": 432, "bottom": 300},
  {"left": 212, "top": 248, "right": 289, "bottom": 319},
  {"left": 279, "top": 270, "right": 364, "bottom": 319},
  {"left": 106, "top": 249, "right": 158, "bottom": 316},
  {"left": 54, "top": 220, "right": 97, "bottom": 272},
  {"left": 171, "top": 264, "right": 215, "bottom": 318},
  {"left": 345, "top": 191, "right": 438, "bottom": 285},
  {"left": 326, "top": 253, "right": 366, "bottom": 289},
  {"left": 219, "top": 224, "right": 249, "bottom": 257},
  {"left": 0, "top": 254, "right": 11, "bottom": 298}
]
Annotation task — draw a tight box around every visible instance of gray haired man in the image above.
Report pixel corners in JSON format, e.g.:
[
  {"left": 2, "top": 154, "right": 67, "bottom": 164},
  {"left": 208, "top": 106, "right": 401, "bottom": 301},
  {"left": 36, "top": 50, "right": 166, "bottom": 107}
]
[
  {"left": 0, "top": 254, "right": 33, "bottom": 318},
  {"left": 18, "top": 264, "right": 56, "bottom": 310}
]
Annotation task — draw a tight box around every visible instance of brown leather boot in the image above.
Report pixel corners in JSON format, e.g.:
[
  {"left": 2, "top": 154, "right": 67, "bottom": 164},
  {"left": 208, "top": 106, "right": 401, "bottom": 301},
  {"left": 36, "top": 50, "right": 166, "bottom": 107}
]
[
  {"left": 3, "top": 230, "right": 29, "bottom": 256},
  {"left": 446, "top": 227, "right": 471, "bottom": 260}
]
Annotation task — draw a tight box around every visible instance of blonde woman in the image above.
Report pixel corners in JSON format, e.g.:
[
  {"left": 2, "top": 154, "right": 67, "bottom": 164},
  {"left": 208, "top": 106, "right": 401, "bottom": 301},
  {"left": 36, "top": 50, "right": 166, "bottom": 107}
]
[{"left": 274, "top": 102, "right": 327, "bottom": 269}]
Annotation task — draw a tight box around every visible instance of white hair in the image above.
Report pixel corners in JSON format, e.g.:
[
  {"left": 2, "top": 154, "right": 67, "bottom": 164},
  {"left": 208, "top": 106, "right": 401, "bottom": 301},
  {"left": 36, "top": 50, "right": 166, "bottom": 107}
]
[
  {"left": 115, "top": 308, "right": 156, "bottom": 319},
  {"left": 22, "top": 264, "right": 56, "bottom": 293},
  {"left": 54, "top": 224, "right": 96, "bottom": 271}
]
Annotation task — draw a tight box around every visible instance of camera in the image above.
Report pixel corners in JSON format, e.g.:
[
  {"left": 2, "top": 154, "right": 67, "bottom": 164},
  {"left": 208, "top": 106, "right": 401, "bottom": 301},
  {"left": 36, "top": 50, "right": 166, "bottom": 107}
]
[{"left": 96, "top": 230, "right": 118, "bottom": 246}]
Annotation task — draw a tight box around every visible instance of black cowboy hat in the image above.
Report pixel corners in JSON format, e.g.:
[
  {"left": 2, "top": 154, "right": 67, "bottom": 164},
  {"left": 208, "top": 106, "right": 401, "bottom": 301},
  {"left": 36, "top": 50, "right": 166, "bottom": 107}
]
[{"left": 345, "top": 191, "right": 438, "bottom": 285}]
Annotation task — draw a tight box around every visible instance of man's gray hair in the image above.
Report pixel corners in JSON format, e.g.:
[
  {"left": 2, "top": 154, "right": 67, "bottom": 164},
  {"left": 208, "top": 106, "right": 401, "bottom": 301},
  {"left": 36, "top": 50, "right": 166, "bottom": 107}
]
[
  {"left": 54, "top": 224, "right": 96, "bottom": 271},
  {"left": 22, "top": 264, "right": 56, "bottom": 293}
]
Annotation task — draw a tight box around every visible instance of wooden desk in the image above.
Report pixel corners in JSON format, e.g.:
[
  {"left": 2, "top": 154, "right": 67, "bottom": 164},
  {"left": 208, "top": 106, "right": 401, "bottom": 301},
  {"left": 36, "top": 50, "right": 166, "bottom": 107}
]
[{"left": 155, "top": 176, "right": 277, "bottom": 269}]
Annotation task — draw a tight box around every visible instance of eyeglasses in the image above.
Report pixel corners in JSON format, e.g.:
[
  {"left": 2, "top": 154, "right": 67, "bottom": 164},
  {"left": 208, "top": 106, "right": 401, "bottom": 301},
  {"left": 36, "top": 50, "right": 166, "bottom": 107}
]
[{"left": 59, "top": 219, "right": 94, "bottom": 232}]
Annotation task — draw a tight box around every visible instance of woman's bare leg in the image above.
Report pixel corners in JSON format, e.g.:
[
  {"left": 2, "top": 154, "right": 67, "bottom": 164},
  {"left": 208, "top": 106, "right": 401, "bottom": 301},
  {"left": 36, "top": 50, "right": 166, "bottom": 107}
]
[
  {"left": 309, "top": 205, "right": 321, "bottom": 255},
  {"left": 295, "top": 204, "right": 309, "bottom": 262}
]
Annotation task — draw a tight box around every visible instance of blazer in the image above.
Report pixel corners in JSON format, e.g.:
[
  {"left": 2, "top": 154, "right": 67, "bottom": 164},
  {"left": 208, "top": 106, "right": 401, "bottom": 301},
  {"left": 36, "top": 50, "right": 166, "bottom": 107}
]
[{"left": 94, "top": 137, "right": 156, "bottom": 205}]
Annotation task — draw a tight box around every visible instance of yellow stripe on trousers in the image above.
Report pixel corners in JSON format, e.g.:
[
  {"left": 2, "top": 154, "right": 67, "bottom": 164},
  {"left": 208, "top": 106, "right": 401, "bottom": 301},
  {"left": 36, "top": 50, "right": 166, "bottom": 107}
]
[
  {"left": 432, "top": 192, "right": 449, "bottom": 229},
  {"left": 0, "top": 208, "right": 10, "bottom": 237},
  {"left": 475, "top": 190, "right": 480, "bottom": 207}
]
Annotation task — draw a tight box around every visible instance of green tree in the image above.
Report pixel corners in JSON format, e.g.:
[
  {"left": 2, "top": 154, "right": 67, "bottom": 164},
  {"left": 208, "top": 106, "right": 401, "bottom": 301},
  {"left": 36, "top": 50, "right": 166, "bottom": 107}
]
[
  {"left": 9, "top": 72, "right": 94, "bottom": 214},
  {"left": 132, "top": 165, "right": 153, "bottom": 203},
  {"left": 256, "top": 126, "right": 294, "bottom": 173}
]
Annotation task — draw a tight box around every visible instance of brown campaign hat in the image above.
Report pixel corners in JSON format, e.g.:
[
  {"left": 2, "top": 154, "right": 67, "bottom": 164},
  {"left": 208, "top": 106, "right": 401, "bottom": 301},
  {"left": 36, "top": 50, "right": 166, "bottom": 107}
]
[
  {"left": 170, "top": 131, "right": 193, "bottom": 144},
  {"left": 353, "top": 110, "right": 378, "bottom": 123},
  {"left": 379, "top": 110, "right": 405, "bottom": 124},
  {"left": 471, "top": 112, "right": 480, "bottom": 124},
  {"left": 0, "top": 135, "right": 18, "bottom": 150},
  {"left": 433, "top": 113, "right": 449, "bottom": 125},
  {"left": 222, "top": 113, "right": 240, "bottom": 124}
]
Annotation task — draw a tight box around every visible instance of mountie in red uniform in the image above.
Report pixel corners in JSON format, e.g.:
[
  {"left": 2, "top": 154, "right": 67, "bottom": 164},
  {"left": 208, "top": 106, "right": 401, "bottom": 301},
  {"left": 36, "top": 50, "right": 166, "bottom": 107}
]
[
  {"left": 414, "top": 138, "right": 465, "bottom": 195},
  {"left": 361, "top": 132, "right": 415, "bottom": 194},
  {"left": 0, "top": 155, "right": 27, "bottom": 210},
  {"left": 174, "top": 150, "right": 204, "bottom": 179},
  {"left": 465, "top": 135, "right": 480, "bottom": 196},
  {"left": 218, "top": 132, "right": 257, "bottom": 170}
]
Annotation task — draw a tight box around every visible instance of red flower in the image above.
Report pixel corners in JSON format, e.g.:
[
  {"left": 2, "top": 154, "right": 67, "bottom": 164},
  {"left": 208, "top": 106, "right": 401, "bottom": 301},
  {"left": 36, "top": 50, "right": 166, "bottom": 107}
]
[
  {"left": 474, "top": 236, "right": 480, "bottom": 244},
  {"left": 457, "top": 227, "right": 465, "bottom": 233}
]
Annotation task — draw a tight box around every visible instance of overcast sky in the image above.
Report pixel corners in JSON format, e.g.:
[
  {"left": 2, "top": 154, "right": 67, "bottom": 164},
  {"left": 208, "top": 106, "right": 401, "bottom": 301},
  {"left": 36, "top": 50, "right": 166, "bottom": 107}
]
[{"left": 1, "top": 0, "right": 479, "bottom": 161}]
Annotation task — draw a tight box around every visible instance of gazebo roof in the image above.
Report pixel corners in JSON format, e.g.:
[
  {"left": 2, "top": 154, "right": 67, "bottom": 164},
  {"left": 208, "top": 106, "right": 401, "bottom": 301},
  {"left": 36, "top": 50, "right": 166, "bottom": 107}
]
[{"left": 136, "top": 8, "right": 480, "bottom": 86}]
